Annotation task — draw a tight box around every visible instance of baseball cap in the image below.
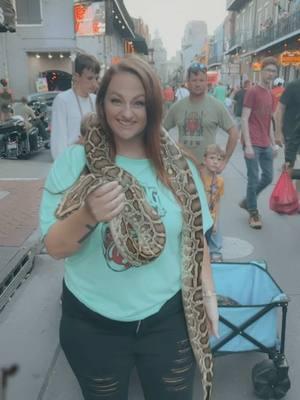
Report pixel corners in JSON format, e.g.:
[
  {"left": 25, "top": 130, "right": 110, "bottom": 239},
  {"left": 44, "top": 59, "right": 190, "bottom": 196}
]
[{"left": 274, "top": 77, "right": 284, "bottom": 86}]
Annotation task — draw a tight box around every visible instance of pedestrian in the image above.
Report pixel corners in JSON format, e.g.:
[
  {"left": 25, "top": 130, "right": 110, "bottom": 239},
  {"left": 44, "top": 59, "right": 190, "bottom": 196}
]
[
  {"left": 233, "top": 80, "right": 251, "bottom": 132},
  {"left": 275, "top": 78, "right": 300, "bottom": 171},
  {"left": 212, "top": 81, "right": 227, "bottom": 104},
  {"left": 162, "top": 84, "right": 175, "bottom": 114},
  {"left": 13, "top": 97, "right": 36, "bottom": 130},
  {"left": 240, "top": 57, "right": 278, "bottom": 229},
  {"left": 50, "top": 52, "right": 100, "bottom": 160},
  {"left": 224, "top": 92, "right": 234, "bottom": 115},
  {"left": 0, "top": 103, "right": 13, "bottom": 123},
  {"left": 163, "top": 62, "right": 238, "bottom": 168},
  {"left": 40, "top": 55, "right": 218, "bottom": 400},
  {"left": 14, "top": 97, "right": 49, "bottom": 140},
  {"left": 271, "top": 77, "right": 285, "bottom": 111},
  {"left": 202, "top": 144, "right": 225, "bottom": 262},
  {"left": 175, "top": 83, "right": 189, "bottom": 101},
  {"left": 0, "top": 79, "right": 13, "bottom": 105}
]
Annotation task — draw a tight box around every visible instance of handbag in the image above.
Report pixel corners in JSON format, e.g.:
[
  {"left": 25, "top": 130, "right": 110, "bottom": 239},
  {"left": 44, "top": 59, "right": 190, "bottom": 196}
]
[{"left": 269, "top": 171, "right": 300, "bottom": 214}]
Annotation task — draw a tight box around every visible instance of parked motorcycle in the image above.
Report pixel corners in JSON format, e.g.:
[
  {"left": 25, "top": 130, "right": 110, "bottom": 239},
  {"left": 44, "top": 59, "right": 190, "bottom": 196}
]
[
  {"left": 0, "top": 117, "right": 46, "bottom": 159},
  {"left": 28, "top": 100, "right": 50, "bottom": 149}
]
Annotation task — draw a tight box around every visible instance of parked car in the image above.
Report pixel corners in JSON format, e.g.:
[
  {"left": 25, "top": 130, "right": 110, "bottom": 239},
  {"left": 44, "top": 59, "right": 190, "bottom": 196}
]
[{"left": 27, "top": 91, "right": 60, "bottom": 107}]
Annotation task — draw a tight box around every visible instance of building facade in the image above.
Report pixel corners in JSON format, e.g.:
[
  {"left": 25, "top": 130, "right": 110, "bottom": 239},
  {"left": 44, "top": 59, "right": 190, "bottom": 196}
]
[
  {"left": 0, "top": 0, "right": 148, "bottom": 97},
  {"left": 150, "top": 32, "right": 168, "bottom": 84},
  {"left": 181, "top": 20, "right": 208, "bottom": 72},
  {"left": 225, "top": 0, "right": 300, "bottom": 84}
]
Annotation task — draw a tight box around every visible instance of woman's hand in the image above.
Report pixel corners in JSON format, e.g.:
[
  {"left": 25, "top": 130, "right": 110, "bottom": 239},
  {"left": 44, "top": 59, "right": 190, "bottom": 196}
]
[
  {"left": 203, "top": 293, "right": 219, "bottom": 338},
  {"left": 85, "top": 181, "right": 125, "bottom": 223}
]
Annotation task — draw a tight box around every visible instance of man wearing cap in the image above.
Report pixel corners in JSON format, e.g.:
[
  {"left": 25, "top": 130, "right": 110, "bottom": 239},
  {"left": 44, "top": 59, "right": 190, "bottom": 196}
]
[
  {"left": 163, "top": 62, "right": 238, "bottom": 170},
  {"left": 271, "top": 78, "right": 285, "bottom": 111}
]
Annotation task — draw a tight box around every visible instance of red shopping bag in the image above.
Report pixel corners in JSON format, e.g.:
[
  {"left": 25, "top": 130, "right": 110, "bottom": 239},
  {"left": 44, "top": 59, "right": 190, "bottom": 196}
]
[{"left": 269, "top": 171, "right": 300, "bottom": 214}]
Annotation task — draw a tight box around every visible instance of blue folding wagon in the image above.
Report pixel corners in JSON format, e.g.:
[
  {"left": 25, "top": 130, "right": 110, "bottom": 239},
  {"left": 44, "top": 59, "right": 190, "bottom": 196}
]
[{"left": 210, "top": 261, "right": 291, "bottom": 399}]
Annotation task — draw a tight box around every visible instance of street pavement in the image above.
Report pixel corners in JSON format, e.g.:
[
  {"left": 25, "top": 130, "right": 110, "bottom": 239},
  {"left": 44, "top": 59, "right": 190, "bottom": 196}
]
[{"left": 0, "top": 136, "right": 299, "bottom": 400}]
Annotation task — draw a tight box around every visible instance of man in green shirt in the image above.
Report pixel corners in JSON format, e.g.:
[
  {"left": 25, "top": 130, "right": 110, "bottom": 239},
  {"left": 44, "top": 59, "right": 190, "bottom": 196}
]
[
  {"left": 163, "top": 63, "right": 238, "bottom": 169},
  {"left": 213, "top": 82, "right": 227, "bottom": 103}
]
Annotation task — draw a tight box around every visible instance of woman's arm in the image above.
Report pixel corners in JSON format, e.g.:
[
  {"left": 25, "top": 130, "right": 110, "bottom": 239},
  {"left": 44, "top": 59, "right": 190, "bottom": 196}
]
[{"left": 44, "top": 205, "right": 97, "bottom": 259}]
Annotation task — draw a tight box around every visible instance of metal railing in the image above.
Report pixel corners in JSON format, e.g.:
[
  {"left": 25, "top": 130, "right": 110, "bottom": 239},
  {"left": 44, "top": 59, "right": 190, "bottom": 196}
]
[{"left": 230, "top": 9, "right": 300, "bottom": 53}]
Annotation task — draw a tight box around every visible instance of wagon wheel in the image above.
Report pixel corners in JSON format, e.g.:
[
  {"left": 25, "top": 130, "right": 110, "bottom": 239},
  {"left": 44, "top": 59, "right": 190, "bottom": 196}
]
[{"left": 252, "top": 359, "right": 291, "bottom": 399}]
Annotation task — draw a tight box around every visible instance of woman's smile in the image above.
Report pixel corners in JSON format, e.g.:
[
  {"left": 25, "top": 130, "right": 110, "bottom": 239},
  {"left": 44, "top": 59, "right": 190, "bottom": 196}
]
[{"left": 104, "top": 72, "right": 147, "bottom": 145}]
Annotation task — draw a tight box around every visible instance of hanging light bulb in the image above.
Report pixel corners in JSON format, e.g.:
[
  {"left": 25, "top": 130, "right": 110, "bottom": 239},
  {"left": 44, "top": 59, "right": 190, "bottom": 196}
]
[
  {"left": 48, "top": 53, "right": 53, "bottom": 59},
  {"left": 35, "top": 54, "right": 40, "bottom": 59},
  {"left": 59, "top": 54, "right": 64, "bottom": 58}
]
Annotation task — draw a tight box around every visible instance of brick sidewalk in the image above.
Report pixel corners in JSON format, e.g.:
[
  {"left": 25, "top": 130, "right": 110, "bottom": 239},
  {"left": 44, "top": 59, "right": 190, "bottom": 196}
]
[{"left": 0, "top": 180, "right": 44, "bottom": 247}]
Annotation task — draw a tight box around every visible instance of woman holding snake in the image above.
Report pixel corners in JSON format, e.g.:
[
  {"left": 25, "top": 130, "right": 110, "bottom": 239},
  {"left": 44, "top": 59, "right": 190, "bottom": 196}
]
[{"left": 40, "top": 55, "right": 219, "bottom": 400}]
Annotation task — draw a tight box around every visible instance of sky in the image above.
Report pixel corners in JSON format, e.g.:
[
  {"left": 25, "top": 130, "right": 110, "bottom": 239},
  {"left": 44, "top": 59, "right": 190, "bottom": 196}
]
[{"left": 124, "top": 0, "right": 227, "bottom": 59}]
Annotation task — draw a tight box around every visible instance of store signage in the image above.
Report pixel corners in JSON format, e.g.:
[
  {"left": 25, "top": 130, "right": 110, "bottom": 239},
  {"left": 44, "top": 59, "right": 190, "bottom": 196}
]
[
  {"left": 36, "top": 77, "right": 48, "bottom": 93},
  {"left": 280, "top": 51, "right": 300, "bottom": 66},
  {"left": 252, "top": 62, "right": 262, "bottom": 71},
  {"left": 74, "top": 2, "right": 105, "bottom": 36},
  {"left": 207, "top": 71, "right": 220, "bottom": 85}
]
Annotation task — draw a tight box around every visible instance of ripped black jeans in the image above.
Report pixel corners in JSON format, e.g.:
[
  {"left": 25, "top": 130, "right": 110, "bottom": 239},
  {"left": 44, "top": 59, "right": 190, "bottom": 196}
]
[{"left": 60, "top": 282, "right": 196, "bottom": 400}]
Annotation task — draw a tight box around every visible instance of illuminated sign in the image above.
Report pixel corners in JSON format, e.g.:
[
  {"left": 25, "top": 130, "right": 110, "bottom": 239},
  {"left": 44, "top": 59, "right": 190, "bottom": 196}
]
[
  {"left": 74, "top": 2, "right": 105, "bottom": 36},
  {"left": 207, "top": 71, "right": 220, "bottom": 85},
  {"left": 111, "top": 57, "right": 121, "bottom": 65},
  {"left": 280, "top": 51, "right": 300, "bottom": 66},
  {"left": 252, "top": 62, "right": 262, "bottom": 71}
]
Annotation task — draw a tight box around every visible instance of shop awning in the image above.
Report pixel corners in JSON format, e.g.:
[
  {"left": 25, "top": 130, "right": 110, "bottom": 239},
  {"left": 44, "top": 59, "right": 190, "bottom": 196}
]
[
  {"left": 133, "top": 34, "right": 148, "bottom": 55},
  {"left": 225, "top": 44, "right": 241, "bottom": 55}
]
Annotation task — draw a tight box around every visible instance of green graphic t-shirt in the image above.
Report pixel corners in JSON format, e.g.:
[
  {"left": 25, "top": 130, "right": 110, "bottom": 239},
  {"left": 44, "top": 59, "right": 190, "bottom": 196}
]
[
  {"left": 163, "top": 94, "right": 235, "bottom": 162},
  {"left": 40, "top": 145, "right": 212, "bottom": 321}
]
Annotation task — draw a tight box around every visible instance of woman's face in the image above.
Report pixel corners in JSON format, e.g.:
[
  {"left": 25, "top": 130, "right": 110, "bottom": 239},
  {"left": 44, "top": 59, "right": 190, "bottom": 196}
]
[{"left": 104, "top": 72, "right": 147, "bottom": 148}]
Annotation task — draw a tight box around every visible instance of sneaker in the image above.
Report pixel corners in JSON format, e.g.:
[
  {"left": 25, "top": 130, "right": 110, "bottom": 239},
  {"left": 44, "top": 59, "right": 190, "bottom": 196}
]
[
  {"left": 248, "top": 211, "right": 262, "bottom": 229},
  {"left": 239, "top": 199, "right": 248, "bottom": 211}
]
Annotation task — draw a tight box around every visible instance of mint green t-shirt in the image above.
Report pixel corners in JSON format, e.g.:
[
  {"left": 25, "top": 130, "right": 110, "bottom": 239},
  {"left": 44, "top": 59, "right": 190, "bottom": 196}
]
[{"left": 40, "top": 145, "right": 213, "bottom": 322}]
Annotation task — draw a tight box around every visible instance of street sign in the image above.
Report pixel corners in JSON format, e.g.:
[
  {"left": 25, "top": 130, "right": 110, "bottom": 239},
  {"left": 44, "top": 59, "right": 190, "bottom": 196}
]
[{"left": 280, "top": 51, "right": 300, "bottom": 66}]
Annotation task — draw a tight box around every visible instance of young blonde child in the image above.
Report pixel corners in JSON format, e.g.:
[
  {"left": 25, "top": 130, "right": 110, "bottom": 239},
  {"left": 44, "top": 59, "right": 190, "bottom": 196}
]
[
  {"left": 202, "top": 144, "right": 225, "bottom": 262},
  {"left": 76, "top": 112, "right": 98, "bottom": 144}
]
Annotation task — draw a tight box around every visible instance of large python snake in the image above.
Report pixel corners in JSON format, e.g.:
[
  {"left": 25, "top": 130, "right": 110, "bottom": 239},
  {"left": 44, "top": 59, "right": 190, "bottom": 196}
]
[{"left": 55, "top": 114, "right": 213, "bottom": 399}]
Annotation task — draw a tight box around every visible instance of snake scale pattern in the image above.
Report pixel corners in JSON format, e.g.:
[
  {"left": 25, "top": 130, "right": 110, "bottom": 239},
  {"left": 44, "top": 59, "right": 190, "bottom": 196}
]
[{"left": 55, "top": 114, "right": 213, "bottom": 399}]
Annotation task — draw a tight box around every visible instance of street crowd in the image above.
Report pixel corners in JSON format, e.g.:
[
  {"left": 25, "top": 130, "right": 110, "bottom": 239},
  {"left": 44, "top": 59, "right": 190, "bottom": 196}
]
[{"left": 1, "top": 53, "right": 299, "bottom": 400}]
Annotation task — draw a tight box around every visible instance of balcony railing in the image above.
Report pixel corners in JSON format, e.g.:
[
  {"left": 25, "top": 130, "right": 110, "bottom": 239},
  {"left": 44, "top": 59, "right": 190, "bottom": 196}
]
[{"left": 230, "top": 9, "right": 300, "bottom": 53}]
